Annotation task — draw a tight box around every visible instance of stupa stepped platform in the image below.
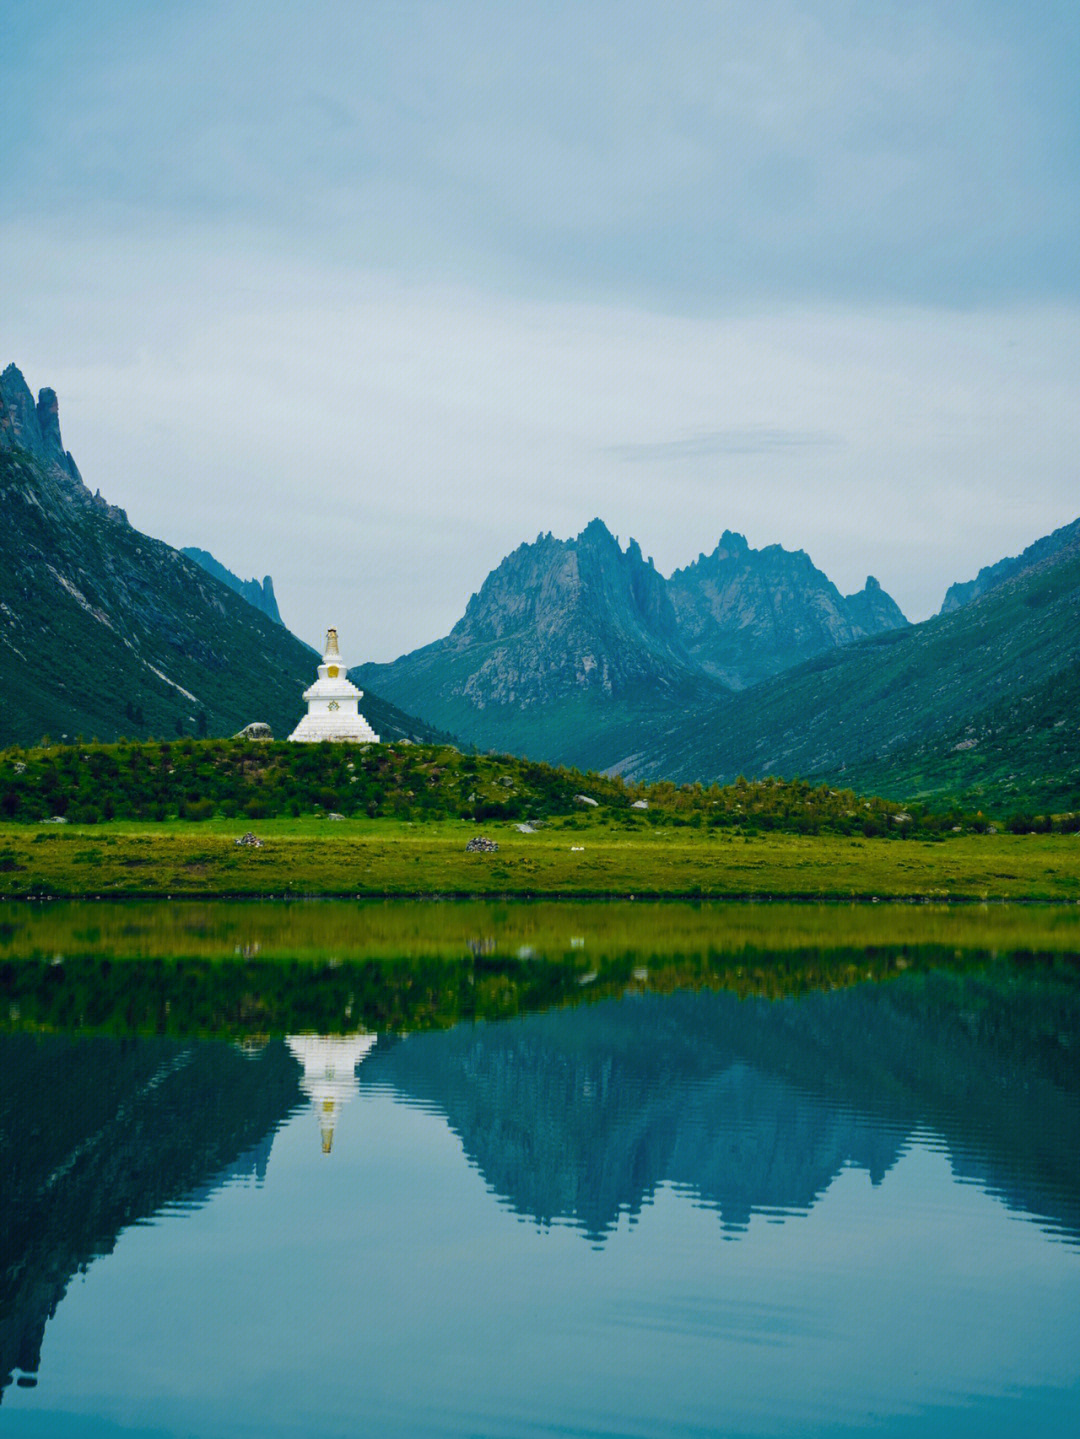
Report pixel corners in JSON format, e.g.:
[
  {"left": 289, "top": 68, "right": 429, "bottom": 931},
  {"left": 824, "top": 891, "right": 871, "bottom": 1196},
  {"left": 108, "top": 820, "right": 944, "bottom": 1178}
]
[{"left": 289, "top": 711, "right": 379, "bottom": 743}]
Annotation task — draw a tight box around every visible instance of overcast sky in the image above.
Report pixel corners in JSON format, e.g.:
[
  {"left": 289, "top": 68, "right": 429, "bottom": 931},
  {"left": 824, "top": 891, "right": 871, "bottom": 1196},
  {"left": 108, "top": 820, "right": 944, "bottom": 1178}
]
[{"left": 4, "top": 1, "right": 1078, "bottom": 658}]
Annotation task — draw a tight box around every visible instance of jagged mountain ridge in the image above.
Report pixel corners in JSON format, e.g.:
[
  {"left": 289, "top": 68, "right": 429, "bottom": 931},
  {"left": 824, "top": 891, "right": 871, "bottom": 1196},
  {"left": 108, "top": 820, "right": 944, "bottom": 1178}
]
[
  {"left": 358, "top": 519, "right": 721, "bottom": 765},
  {"left": 668, "top": 529, "right": 908, "bottom": 688},
  {"left": 182, "top": 547, "right": 284, "bottom": 627},
  {"left": 357, "top": 520, "right": 908, "bottom": 766},
  {"left": 0, "top": 366, "right": 449, "bottom": 746}
]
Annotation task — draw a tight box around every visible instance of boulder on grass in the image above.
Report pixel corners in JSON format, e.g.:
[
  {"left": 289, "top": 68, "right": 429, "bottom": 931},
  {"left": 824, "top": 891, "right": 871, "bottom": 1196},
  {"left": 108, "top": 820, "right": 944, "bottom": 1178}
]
[{"left": 234, "top": 722, "right": 273, "bottom": 741}]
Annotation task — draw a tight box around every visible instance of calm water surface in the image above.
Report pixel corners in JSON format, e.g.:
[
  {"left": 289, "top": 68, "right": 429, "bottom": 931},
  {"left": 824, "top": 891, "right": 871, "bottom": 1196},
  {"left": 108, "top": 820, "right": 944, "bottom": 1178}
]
[{"left": 2, "top": 902, "right": 1079, "bottom": 1437}]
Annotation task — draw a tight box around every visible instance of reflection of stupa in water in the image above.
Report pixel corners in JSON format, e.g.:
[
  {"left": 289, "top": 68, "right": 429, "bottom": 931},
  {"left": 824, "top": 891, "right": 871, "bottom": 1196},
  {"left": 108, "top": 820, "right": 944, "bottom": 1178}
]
[{"left": 285, "top": 1033, "right": 378, "bottom": 1154}]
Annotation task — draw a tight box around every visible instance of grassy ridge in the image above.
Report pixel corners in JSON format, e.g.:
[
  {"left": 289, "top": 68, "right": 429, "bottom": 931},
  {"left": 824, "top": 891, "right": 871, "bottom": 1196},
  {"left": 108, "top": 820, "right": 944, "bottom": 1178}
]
[
  {"left": 0, "top": 737, "right": 1017, "bottom": 835},
  {"left": 2, "top": 818, "right": 1079, "bottom": 900}
]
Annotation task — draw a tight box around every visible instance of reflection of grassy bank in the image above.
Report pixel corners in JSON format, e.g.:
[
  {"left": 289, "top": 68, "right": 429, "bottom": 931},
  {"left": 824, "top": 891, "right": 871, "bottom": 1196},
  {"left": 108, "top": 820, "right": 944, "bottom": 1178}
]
[
  {"left": 4, "top": 896, "right": 1080, "bottom": 962},
  {"left": 2, "top": 819, "right": 1080, "bottom": 899},
  {"left": 2, "top": 897, "right": 1078, "bottom": 1039}
]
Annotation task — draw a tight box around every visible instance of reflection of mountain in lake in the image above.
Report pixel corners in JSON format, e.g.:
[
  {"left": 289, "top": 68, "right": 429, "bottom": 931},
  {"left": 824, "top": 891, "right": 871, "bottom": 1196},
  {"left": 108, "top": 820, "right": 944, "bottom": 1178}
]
[
  {"left": 0, "top": 1035, "right": 302, "bottom": 1397},
  {"left": 363, "top": 969, "right": 1080, "bottom": 1245},
  {"left": 3, "top": 964, "right": 1078, "bottom": 1397}
]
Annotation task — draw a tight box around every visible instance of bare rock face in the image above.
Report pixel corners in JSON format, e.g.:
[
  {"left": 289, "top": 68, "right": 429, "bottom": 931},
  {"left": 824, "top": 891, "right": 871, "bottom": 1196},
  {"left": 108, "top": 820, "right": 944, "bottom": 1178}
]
[
  {"left": 667, "top": 532, "right": 908, "bottom": 689},
  {"left": 444, "top": 519, "right": 697, "bottom": 706},
  {"left": 182, "top": 548, "right": 284, "bottom": 627},
  {"left": 234, "top": 722, "right": 274, "bottom": 741},
  {"left": 0, "top": 367, "right": 116, "bottom": 517}
]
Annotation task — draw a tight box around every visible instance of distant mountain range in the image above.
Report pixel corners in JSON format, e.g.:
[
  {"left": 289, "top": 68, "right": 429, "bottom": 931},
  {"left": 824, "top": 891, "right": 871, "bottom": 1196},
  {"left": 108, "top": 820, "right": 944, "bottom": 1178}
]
[
  {"left": 357, "top": 519, "right": 909, "bottom": 769},
  {"left": 0, "top": 365, "right": 450, "bottom": 747},
  {"left": 356, "top": 512, "right": 1078, "bottom": 810}
]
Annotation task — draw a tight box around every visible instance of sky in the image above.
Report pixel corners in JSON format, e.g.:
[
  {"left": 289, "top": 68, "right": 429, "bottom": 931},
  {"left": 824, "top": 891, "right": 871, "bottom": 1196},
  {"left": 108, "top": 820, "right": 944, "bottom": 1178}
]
[{"left": 3, "top": 0, "right": 1078, "bottom": 658}]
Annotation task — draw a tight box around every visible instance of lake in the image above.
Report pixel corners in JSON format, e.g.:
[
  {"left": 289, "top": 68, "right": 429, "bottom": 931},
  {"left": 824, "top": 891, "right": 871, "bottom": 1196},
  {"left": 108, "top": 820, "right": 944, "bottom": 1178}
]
[{"left": 2, "top": 900, "right": 1079, "bottom": 1437}]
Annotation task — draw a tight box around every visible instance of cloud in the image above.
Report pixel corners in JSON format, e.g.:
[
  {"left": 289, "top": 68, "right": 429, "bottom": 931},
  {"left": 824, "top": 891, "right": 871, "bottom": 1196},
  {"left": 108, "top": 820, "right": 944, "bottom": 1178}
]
[
  {"left": 3, "top": 1, "right": 1078, "bottom": 309},
  {"left": 3, "top": 3, "right": 1078, "bottom": 661},
  {"left": 608, "top": 430, "right": 842, "bottom": 462}
]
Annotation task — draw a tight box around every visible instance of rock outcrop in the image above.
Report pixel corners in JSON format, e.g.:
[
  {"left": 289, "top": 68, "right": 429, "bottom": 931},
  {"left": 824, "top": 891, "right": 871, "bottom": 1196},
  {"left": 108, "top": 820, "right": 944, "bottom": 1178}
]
[
  {"left": 234, "top": 722, "right": 274, "bottom": 741},
  {"left": 182, "top": 547, "right": 284, "bottom": 626},
  {"left": 667, "top": 532, "right": 908, "bottom": 689}
]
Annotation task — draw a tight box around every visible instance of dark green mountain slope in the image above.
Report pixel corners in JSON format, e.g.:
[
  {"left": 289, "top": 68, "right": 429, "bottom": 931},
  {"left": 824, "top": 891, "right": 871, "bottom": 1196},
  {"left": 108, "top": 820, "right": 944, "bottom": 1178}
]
[
  {"left": 0, "top": 369, "right": 449, "bottom": 747},
  {"left": 625, "top": 537, "right": 1080, "bottom": 810},
  {"left": 939, "top": 515, "right": 1080, "bottom": 614}
]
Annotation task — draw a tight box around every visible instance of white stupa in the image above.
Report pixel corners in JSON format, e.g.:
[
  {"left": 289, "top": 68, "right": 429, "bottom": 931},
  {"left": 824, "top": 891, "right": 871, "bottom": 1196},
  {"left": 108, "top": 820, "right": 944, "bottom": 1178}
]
[
  {"left": 287, "top": 627, "right": 379, "bottom": 743},
  {"left": 285, "top": 1032, "right": 378, "bottom": 1154}
]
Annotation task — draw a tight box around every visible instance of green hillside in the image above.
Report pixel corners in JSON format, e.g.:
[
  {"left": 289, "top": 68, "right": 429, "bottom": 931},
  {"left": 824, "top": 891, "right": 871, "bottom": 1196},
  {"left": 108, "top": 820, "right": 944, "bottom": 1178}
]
[
  {"left": 626, "top": 540, "right": 1080, "bottom": 812},
  {"left": 0, "top": 447, "right": 450, "bottom": 748}
]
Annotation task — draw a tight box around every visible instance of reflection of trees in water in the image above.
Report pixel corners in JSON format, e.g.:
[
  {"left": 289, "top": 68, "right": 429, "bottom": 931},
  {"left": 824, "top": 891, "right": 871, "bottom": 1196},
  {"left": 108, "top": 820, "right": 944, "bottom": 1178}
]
[
  {"left": 0, "top": 1035, "right": 302, "bottom": 1398},
  {"left": 363, "top": 972, "right": 1080, "bottom": 1245}
]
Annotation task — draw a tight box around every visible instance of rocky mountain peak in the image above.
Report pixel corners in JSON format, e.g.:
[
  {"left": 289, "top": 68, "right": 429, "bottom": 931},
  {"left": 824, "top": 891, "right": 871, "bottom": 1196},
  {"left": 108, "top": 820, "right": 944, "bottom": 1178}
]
[
  {"left": 452, "top": 518, "right": 683, "bottom": 661},
  {"left": 578, "top": 516, "right": 617, "bottom": 545},
  {"left": 36, "top": 387, "right": 67, "bottom": 467},
  {"left": 714, "top": 529, "right": 749, "bottom": 559},
  {"left": 0, "top": 365, "right": 42, "bottom": 455},
  {"left": 668, "top": 535, "right": 908, "bottom": 689},
  {"left": 181, "top": 548, "right": 284, "bottom": 627},
  {"left": 0, "top": 364, "right": 120, "bottom": 520}
]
